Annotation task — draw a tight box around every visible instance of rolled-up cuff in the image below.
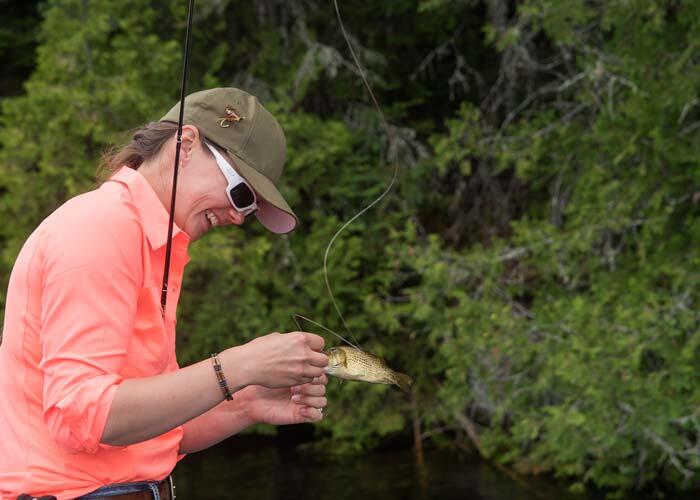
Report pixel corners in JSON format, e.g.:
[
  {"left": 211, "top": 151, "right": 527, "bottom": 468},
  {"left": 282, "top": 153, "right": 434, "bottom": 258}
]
[{"left": 44, "top": 374, "right": 123, "bottom": 454}]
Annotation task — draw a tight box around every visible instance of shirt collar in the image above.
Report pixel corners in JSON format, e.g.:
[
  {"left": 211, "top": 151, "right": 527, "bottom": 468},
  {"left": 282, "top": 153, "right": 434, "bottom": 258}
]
[{"left": 108, "top": 166, "right": 191, "bottom": 251}]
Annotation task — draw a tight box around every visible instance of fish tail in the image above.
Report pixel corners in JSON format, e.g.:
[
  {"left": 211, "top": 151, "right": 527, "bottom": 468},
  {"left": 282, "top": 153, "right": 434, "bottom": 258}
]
[{"left": 393, "top": 372, "right": 413, "bottom": 393}]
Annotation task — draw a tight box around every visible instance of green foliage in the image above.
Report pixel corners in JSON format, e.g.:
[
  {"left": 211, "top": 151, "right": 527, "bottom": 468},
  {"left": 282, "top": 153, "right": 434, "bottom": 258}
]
[
  {"left": 0, "top": 1, "right": 43, "bottom": 96},
  {"left": 2, "top": 0, "right": 700, "bottom": 496},
  {"left": 421, "top": 0, "right": 700, "bottom": 495}
]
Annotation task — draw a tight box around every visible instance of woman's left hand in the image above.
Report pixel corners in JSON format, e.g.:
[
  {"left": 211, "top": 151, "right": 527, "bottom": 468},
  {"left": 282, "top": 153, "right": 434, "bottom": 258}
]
[
  {"left": 240, "top": 374, "right": 328, "bottom": 425},
  {"left": 178, "top": 374, "right": 328, "bottom": 453}
]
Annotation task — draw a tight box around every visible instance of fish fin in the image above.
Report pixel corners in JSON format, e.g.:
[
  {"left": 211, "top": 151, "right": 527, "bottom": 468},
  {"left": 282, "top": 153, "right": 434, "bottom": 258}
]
[{"left": 393, "top": 372, "right": 413, "bottom": 393}]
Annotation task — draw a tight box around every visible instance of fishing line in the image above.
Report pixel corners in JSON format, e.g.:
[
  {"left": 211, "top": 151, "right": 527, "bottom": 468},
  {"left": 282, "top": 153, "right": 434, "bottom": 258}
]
[
  {"left": 293, "top": 314, "right": 362, "bottom": 351},
  {"left": 294, "top": 1, "right": 400, "bottom": 350}
]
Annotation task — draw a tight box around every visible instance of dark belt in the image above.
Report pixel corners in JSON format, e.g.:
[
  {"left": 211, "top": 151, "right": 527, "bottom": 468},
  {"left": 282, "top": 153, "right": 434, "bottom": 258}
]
[
  {"left": 73, "top": 476, "right": 175, "bottom": 500},
  {"left": 92, "top": 477, "right": 173, "bottom": 500},
  {"left": 17, "top": 476, "right": 175, "bottom": 500}
]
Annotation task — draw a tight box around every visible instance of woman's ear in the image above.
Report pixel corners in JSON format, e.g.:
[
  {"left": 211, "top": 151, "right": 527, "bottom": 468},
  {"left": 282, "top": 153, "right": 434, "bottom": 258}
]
[
  {"left": 179, "top": 125, "right": 200, "bottom": 167},
  {"left": 228, "top": 208, "right": 245, "bottom": 226}
]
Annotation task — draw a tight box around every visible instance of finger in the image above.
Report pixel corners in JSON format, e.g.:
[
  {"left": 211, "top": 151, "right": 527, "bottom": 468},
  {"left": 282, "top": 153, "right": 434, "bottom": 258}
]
[
  {"left": 308, "top": 374, "right": 328, "bottom": 385},
  {"left": 300, "top": 406, "right": 324, "bottom": 423},
  {"left": 308, "top": 350, "right": 329, "bottom": 368},
  {"left": 290, "top": 375, "right": 326, "bottom": 393},
  {"left": 293, "top": 375, "right": 316, "bottom": 386},
  {"left": 290, "top": 382, "right": 324, "bottom": 395},
  {"left": 291, "top": 395, "right": 327, "bottom": 408},
  {"left": 292, "top": 384, "right": 326, "bottom": 397},
  {"left": 302, "top": 383, "right": 326, "bottom": 396},
  {"left": 304, "top": 366, "right": 324, "bottom": 380},
  {"left": 301, "top": 332, "right": 325, "bottom": 352}
]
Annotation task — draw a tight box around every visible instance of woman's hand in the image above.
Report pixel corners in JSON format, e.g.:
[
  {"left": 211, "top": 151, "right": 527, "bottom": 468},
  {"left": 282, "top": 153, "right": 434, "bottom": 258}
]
[
  {"left": 238, "top": 374, "right": 328, "bottom": 425},
  {"left": 178, "top": 373, "right": 329, "bottom": 454},
  {"left": 221, "top": 332, "right": 328, "bottom": 389}
]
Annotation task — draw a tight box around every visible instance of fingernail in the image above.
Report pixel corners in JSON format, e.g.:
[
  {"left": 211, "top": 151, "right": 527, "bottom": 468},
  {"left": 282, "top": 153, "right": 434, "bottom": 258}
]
[{"left": 291, "top": 394, "right": 301, "bottom": 402}]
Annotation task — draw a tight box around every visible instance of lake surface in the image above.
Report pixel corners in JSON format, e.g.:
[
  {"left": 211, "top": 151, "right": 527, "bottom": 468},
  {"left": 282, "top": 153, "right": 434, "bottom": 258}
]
[{"left": 172, "top": 435, "right": 600, "bottom": 500}]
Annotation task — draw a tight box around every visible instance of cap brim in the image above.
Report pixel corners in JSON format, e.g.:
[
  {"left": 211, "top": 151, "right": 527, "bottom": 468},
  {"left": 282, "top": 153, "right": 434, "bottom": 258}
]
[{"left": 225, "top": 149, "right": 298, "bottom": 234}]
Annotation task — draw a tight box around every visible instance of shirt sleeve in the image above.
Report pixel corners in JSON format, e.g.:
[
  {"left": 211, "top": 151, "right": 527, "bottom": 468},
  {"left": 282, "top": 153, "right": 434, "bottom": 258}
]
[{"left": 38, "top": 199, "right": 144, "bottom": 454}]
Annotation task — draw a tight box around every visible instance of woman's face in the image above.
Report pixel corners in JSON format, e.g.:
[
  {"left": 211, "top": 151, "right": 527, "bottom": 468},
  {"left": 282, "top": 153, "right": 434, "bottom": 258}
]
[{"left": 172, "top": 127, "right": 247, "bottom": 241}]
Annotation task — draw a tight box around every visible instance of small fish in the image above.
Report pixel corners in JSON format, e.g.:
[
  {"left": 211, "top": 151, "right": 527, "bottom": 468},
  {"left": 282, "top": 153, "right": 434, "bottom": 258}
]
[{"left": 324, "top": 346, "right": 413, "bottom": 392}]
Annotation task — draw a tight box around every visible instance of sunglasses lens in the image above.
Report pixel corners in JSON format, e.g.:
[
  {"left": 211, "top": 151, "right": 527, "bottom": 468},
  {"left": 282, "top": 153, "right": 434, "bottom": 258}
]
[{"left": 230, "top": 183, "right": 255, "bottom": 209}]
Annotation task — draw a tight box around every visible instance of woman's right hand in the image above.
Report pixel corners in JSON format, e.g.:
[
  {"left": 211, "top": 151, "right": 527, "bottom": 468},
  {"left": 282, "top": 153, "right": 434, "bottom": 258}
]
[{"left": 221, "top": 332, "right": 328, "bottom": 389}]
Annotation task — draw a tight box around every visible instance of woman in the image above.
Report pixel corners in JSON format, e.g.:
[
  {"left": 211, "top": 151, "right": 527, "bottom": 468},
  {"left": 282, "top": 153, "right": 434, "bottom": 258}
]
[{"left": 0, "top": 87, "right": 329, "bottom": 500}]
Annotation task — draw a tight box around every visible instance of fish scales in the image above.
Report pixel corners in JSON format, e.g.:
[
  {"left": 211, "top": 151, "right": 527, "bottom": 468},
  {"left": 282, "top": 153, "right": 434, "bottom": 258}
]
[{"left": 324, "top": 346, "right": 412, "bottom": 392}]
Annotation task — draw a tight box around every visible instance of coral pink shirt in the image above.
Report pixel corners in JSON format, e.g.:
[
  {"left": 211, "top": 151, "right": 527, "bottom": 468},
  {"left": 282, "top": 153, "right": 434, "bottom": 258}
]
[{"left": 0, "top": 167, "right": 190, "bottom": 499}]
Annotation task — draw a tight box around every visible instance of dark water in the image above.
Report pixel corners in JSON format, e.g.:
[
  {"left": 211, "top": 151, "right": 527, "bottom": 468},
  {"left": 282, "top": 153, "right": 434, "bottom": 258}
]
[{"left": 172, "top": 435, "right": 599, "bottom": 500}]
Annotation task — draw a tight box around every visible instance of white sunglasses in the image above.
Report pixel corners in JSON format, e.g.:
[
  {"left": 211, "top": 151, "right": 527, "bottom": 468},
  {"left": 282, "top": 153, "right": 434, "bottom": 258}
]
[{"left": 205, "top": 141, "right": 258, "bottom": 217}]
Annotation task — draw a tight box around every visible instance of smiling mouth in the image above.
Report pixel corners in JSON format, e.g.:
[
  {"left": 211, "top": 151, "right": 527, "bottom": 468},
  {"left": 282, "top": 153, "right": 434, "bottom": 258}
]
[{"left": 205, "top": 210, "right": 220, "bottom": 228}]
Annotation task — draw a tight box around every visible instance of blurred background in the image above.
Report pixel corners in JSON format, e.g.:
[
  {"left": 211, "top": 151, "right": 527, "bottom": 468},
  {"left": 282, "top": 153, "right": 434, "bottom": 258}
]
[{"left": 2, "top": 0, "right": 700, "bottom": 498}]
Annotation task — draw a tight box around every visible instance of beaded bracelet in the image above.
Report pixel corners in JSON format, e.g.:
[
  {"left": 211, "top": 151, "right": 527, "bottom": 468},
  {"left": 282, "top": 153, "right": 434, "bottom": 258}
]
[{"left": 210, "top": 353, "right": 233, "bottom": 401}]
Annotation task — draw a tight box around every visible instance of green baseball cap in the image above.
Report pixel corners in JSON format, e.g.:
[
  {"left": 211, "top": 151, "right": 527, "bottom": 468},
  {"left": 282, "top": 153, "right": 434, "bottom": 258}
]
[{"left": 160, "top": 87, "right": 298, "bottom": 234}]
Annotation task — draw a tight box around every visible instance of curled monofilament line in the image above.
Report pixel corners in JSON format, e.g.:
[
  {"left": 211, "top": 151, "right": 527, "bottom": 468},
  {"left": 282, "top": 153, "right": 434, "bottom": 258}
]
[
  {"left": 315, "top": 0, "right": 400, "bottom": 347},
  {"left": 292, "top": 2, "right": 399, "bottom": 350}
]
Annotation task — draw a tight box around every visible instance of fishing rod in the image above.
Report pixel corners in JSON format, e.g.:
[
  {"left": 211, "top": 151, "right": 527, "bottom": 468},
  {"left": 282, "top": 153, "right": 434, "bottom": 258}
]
[{"left": 161, "top": 0, "right": 195, "bottom": 316}]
